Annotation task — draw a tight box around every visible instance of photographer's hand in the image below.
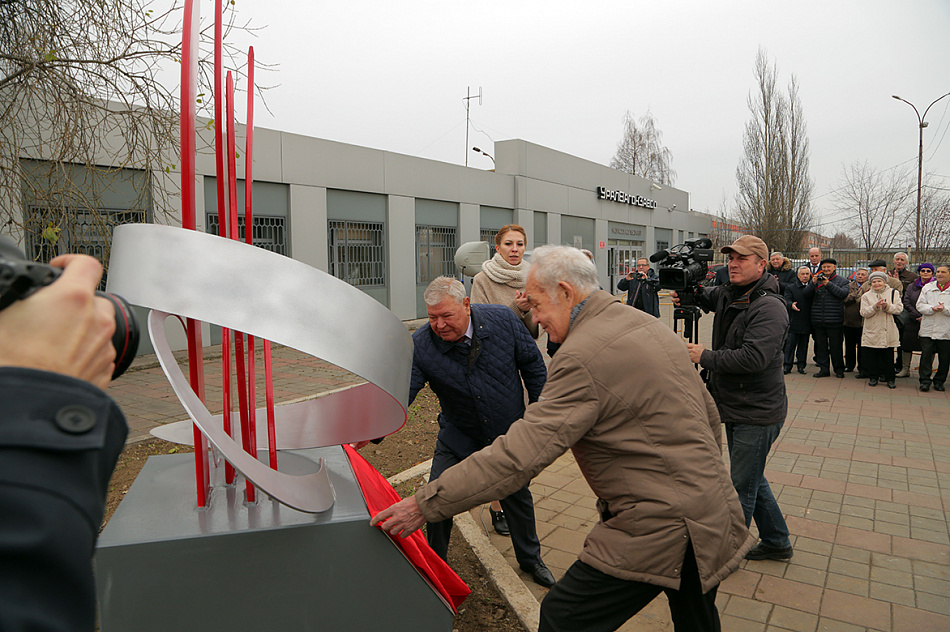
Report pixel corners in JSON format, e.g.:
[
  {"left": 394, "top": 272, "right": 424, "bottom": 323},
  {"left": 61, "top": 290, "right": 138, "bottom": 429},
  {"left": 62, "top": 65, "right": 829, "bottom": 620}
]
[
  {"left": 0, "top": 254, "right": 116, "bottom": 389},
  {"left": 686, "top": 342, "right": 705, "bottom": 364},
  {"left": 670, "top": 290, "right": 680, "bottom": 306}
]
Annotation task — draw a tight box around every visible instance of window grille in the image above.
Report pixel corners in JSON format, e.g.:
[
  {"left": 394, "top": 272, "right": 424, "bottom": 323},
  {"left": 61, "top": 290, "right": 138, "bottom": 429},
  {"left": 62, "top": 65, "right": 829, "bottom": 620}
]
[
  {"left": 206, "top": 215, "right": 287, "bottom": 256},
  {"left": 480, "top": 228, "right": 498, "bottom": 258},
  {"left": 25, "top": 207, "right": 146, "bottom": 289},
  {"left": 416, "top": 225, "right": 458, "bottom": 284},
  {"left": 327, "top": 220, "right": 385, "bottom": 287}
]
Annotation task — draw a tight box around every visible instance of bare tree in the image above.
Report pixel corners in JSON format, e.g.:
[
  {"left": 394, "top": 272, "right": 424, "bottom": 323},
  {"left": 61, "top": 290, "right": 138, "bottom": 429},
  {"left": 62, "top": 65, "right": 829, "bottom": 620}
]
[
  {"left": 609, "top": 110, "right": 676, "bottom": 186},
  {"left": 735, "top": 49, "right": 814, "bottom": 254},
  {"left": 0, "top": 0, "right": 252, "bottom": 261},
  {"left": 918, "top": 177, "right": 950, "bottom": 260},
  {"left": 833, "top": 162, "right": 914, "bottom": 254}
]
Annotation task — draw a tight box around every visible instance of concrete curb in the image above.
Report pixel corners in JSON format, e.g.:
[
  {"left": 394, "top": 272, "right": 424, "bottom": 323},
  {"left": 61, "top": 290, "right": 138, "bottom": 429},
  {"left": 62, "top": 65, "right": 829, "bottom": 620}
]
[{"left": 387, "top": 462, "right": 540, "bottom": 632}]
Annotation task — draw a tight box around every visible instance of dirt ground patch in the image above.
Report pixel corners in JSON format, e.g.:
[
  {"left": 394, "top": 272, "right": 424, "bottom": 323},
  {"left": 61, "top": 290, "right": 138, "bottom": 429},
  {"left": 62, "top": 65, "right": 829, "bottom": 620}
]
[{"left": 103, "top": 386, "right": 525, "bottom": 632}]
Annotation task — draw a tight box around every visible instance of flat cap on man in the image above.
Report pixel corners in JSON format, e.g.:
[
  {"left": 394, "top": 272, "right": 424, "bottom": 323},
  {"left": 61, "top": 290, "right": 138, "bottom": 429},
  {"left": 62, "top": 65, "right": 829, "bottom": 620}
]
[
  {"left": 721, "top": 235, "right": 768, "bottom": 261},
  {"left": 868, "top": 258, "right": 887, "bottom": 268},
  {"left": 820, "top": 257, "right": 837, "bottom": 266}
]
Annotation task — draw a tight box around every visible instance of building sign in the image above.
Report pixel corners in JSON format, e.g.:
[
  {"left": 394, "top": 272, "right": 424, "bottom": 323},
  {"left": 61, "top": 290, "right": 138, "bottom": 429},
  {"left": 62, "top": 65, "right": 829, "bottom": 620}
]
[
  {"left": 596, "top": 186, "right": 657, "bottom": 210},
  {"left": 610, "top": 226, "right": 643, "bottom": 238}
]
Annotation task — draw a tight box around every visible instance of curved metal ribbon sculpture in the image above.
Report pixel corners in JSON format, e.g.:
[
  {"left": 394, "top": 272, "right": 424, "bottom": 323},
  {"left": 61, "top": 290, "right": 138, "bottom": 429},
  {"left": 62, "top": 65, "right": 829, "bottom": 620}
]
[{"left": 107, "top": 224, "right": 413, "bottom": 513}]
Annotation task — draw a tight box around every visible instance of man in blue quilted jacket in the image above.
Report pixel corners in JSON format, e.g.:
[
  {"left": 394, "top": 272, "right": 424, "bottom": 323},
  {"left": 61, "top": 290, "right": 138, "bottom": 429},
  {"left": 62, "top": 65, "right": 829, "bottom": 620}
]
[{"left": 411, "top": 276, "right": 553, "bottom": 587}]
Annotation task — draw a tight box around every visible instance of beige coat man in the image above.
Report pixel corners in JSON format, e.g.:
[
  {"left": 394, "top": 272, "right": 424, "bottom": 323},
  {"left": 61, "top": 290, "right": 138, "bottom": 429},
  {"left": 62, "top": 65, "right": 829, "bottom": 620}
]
[
  {"left": 374, "top": 246, "right": 751, "bottom": 632},
  {"left": 415, "top": 289, "right": 751, "bottom": 589}
]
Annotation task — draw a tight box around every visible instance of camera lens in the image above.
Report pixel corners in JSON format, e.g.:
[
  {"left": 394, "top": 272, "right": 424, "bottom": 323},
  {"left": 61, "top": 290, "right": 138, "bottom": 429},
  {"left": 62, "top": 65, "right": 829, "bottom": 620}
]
[{"left": 97, "top": 291, "right": 140, "bottom": 380}]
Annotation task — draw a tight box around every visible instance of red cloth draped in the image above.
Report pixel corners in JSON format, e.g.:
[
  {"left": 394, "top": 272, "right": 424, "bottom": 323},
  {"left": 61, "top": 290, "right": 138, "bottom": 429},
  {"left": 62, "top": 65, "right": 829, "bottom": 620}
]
[{"left": 343, "top": 445, "right": 470, "bottom": 611}]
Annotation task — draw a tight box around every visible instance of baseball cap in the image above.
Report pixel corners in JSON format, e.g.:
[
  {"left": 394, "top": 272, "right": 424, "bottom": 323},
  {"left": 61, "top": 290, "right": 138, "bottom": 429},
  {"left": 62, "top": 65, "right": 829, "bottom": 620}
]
[{"left": 721, "top": 235, "right": 768, "bottom": 261}]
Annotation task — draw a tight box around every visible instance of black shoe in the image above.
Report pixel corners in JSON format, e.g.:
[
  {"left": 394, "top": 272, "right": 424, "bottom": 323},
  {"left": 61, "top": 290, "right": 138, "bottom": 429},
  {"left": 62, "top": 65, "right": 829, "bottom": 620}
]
[
  {"left": 784, "top": 367, "right": 792, "bottom": 375},
  {"left": 920, "top": 384, "right": 930, "bottom": 392},
  {"left": 869, "top": 378, "right": 878, "bottom": 386},
  {"left": 887, "top": 380, "right": 896, "bottom": 389},
  {"left": 798, "top": 368, "right": 806, "bottom": 374},
  {"left": 835, "top": 372, "right": 844, "bottom": 378},
  {"left": 855, "top": 372, "right": 869, "bottom": 379},
  {"left": 521, "top": 562, "right": 556, "bottom": 588},
  {"left": 813, "top": 371, "right": 830, "bottom": 378},
  {"left": 745, "top": 542, "right": 794, "bottom": 561},
  {"left": 935, "top": 383, "right": 946, "bottom": 392},
  {"left": 490, "top": 509, "right": 510, "bottom": 536}
]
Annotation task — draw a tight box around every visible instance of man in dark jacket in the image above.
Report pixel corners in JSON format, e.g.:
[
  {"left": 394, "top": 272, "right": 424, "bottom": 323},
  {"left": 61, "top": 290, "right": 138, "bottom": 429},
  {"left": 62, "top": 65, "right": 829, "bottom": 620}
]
[
  {"left": 679, "top": 235, "right": 793, "bottom": 562},
  {"left": 804, "top": 257, "right": 850, "bottom": 378},
  {"left": 783, "top": 266, "right": 813, "bottom": 374},
  {"left": 0, "top": 253, "right": 128, "bottom": 632},
  {"left": 617, "top": 258, "right": 660, "bottom": 317},
  {"left": 409, "top": 276, "right": 553, "bottom": 587}
]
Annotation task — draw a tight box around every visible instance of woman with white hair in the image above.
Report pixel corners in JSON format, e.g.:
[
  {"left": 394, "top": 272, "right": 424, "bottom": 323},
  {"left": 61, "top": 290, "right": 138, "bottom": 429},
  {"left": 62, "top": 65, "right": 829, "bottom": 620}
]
[{"left": 859, "top": 271, "right": 903, "bottom": 388}]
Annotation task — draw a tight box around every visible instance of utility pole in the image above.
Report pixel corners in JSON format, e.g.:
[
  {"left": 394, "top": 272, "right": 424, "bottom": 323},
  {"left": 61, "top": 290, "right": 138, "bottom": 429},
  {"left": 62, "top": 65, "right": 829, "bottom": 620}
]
[{"left": 463, "top": 86, "right": 482, "bottom": 166}]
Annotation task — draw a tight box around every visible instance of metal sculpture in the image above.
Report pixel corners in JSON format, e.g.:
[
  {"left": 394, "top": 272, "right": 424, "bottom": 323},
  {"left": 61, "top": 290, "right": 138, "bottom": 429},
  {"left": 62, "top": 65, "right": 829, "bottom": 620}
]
[{"left": 106, "top": 0, "right": 412, "bottom": 512}]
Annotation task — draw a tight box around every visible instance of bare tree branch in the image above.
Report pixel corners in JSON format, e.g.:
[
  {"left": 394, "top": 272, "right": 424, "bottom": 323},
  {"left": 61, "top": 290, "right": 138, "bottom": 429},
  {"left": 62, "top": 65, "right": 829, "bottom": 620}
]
[
  {"left": 734, "top": 49, "right": 814, "bottom": 253},
  {"left": 609, "top": 110, "right": 677, "bottom": 186}
]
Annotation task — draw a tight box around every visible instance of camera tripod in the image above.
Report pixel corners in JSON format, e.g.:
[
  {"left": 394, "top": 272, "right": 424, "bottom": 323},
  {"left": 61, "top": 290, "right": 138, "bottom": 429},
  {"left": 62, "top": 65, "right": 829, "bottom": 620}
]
[{"left": 673, "top": 304, "right": 703, "bottom": 346}]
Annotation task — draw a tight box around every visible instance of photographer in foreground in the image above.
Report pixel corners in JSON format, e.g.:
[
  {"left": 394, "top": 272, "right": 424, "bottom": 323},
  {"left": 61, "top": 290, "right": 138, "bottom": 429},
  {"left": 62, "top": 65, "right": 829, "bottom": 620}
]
[
  {"left": 672, "top": 235, "right": 793, "bottom": 562},
  {"left": 0, "top": 253, "right": 128, "bottom": 632}
]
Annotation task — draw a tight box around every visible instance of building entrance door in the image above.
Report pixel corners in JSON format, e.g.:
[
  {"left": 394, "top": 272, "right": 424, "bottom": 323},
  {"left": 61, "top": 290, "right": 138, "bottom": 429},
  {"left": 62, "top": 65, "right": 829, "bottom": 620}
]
[{"left": 608, "top": 247, "right": 640, "bottom": 294}]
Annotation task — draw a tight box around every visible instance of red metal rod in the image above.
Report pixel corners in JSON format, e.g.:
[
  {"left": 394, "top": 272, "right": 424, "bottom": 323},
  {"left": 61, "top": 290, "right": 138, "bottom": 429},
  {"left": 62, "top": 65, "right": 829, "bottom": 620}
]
[
  {"left": 244, "top": 47, "right": 259, "bottom": 466},
  {"left": 264, "top": 341, "right": 277, "bottom": 469},
  {"left": 214, "top": 0, "right": 234, "bottom": 485},
  {"left": 227, "top": 70, "right": 255, "bottom": 502},
  {"left": 180, "top": 0, "right": 209, "bottom": 508}
]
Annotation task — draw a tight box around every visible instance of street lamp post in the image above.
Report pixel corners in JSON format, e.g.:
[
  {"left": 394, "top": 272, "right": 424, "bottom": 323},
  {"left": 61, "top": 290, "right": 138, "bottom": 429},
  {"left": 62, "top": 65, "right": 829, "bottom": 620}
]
[
  {"left": 892, "top": 91, "right": 950, "bottom": 255},
  {"left": 472, "top": 146, "right": 494, "bottom": 169}
]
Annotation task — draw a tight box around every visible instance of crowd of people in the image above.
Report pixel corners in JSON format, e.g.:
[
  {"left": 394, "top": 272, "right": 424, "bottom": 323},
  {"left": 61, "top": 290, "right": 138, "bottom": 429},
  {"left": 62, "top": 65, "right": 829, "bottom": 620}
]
[{"left": 753, "top": 249, "right": 949, "bottom": 391}]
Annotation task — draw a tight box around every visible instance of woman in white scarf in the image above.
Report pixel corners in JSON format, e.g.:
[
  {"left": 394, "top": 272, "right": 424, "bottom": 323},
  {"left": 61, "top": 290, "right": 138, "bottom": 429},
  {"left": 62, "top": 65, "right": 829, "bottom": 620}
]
[
  {"left": 469, "top": 224, "right": 538, "bottom": 535},
  {"left": 471, "top": 224, "right": 539, "bottom": 338}
]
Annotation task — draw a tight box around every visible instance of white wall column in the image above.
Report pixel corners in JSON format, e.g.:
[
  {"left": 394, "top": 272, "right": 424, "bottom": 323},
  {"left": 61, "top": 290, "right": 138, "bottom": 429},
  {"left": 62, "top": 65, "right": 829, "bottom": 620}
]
[
  {"left": 289, "top": 184, "right": 327, "bottom": 272},
  {"left": 547, "top": 212, "right": 561, "bottom": 245},
  {"left": 387, "top": 195, "right": 416, "bottom": 319},
  {"left": 459, "top": 203, "right": 480, "bottom": 244}
]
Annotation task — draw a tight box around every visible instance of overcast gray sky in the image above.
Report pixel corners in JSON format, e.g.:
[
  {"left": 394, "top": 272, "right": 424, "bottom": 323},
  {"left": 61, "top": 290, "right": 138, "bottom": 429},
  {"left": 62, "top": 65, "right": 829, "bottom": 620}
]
[{"left": 225, "top": 0, "right": 950, "bottom": 239}]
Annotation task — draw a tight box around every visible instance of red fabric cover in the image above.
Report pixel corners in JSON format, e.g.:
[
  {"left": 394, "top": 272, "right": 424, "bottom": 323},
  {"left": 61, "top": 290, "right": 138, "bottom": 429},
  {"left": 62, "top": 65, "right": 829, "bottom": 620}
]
[{"left": 343, "top": 445, "right": 470, "bottom": 611}]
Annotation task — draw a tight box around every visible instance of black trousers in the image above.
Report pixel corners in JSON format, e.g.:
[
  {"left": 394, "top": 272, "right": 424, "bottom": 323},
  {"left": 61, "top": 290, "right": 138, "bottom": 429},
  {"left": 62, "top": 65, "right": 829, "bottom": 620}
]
[
  {"left": 538, "top": 541, "right": 719, "bottom": 632},
  {"left": 919, "top": 337, "right": 950, "bottom": 387},
  {"left": 784, "top": 331, "right": 809, "bottom": 370},
  {"left": 865, "top": 347, "right": 895, "bottom": 381},
  {"left": 813, "top": 325, "right": 844, "bottom": 373},
  {"left": 426, "top": 440, "right": 542, "bottom": 568},
  {"left": 843, "top": 326, "right": 863, "bottom": 371}
]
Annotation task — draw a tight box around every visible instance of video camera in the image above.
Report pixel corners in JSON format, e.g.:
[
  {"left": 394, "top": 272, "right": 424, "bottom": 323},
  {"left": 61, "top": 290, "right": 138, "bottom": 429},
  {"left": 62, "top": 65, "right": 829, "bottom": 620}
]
[
  {"left": 0, "top": 235, "right": 139, "bottom": 380},
  {"left": 650, "top": 237, "right": 715, "bottom": 300}
]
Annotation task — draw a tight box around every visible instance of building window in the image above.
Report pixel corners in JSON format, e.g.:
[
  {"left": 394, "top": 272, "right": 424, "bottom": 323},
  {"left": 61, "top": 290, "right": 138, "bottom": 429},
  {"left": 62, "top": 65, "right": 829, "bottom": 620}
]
[
  {"left": 416, "top": 225, "right": 458, "bottom": 284},
  {"left": 25, "top": 207, "right": 146, "bottom": 289},
  {"left": 327, "top": 220, "right": 385, "bottom": 287},
  {"left": 206, "top": 215, "right": 287, "bottom": 256},
  {"left": 480, "top": 228, "right": 498, "bottom": 258}
]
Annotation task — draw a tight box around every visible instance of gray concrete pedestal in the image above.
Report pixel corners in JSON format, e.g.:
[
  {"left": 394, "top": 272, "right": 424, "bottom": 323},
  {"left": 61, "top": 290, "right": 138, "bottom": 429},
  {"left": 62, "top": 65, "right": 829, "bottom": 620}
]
[{"left": 95, "top": 446, "right": 454, "bottom": 631}]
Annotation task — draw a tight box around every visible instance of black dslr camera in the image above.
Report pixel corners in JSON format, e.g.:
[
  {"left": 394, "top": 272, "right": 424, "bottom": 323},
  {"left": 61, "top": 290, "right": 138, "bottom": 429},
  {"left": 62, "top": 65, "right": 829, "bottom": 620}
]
[
  {"left": 0, "top": 235, "right": 139, "bottom": 380},
  {"left": 650, "top": 237, "right": 715, "bottom": 303}
]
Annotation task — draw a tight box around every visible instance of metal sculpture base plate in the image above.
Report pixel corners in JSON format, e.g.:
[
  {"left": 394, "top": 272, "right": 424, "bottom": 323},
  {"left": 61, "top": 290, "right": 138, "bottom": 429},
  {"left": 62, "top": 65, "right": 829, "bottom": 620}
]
[{"left": 95, "top": 446, "right": 453, "bottom": 631}]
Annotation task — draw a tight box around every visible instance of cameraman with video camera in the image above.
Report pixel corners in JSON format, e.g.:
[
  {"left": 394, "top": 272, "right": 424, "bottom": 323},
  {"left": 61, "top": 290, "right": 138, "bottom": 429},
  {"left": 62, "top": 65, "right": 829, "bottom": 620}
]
[
  {"left": 671, "top": 235, "right": 793, "bottom": 562},
  {"left": 0, "top": 251, "right": 128, "bottom": 632},
  {"left": 617, "top": 257, "right": 660, "bottom": 317}
]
